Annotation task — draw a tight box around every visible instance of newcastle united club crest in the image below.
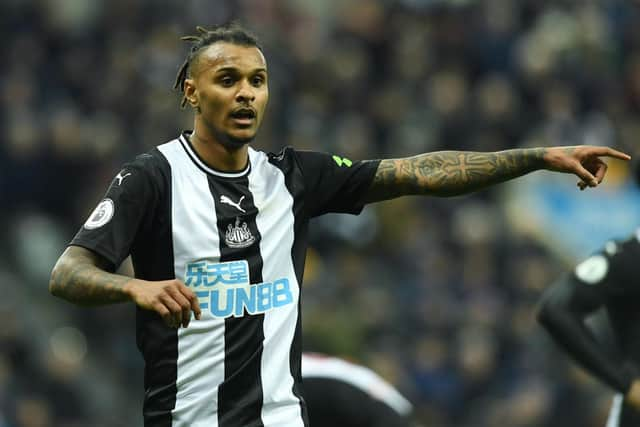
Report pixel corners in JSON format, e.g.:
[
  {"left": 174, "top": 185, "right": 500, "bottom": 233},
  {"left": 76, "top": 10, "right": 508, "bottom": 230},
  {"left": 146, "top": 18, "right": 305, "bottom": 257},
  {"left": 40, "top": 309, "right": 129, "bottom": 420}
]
[{"left": 225, "top": 217, "right": 255, "bottom": 248}]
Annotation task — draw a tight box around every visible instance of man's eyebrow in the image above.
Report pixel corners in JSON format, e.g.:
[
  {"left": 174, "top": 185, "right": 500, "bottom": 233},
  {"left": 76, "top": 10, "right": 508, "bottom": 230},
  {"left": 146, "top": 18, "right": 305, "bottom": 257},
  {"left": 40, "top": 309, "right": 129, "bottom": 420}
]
[{"left": 214, "top": 66, "right": 267, "bottom": 74}]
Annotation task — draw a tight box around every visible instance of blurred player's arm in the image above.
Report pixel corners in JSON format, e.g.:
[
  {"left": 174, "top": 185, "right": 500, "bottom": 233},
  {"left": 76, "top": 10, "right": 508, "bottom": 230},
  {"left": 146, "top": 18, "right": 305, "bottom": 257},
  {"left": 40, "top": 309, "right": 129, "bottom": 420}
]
[
  {"left": 537, "top": 273, "right": 632, "bottom": 395},
  {"left": 364, "top": 145, "right": 629, "bottom": 203},
  {"left": 49, "top": 246, "right": 200, "bottom": 328}
]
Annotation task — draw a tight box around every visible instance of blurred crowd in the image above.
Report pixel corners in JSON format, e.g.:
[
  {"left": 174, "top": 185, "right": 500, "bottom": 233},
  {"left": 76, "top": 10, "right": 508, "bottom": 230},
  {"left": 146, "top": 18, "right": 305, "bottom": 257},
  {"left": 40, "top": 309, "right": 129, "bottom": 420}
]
[{"left": 2, "top": 0, "right": 640, "bottom": 426}]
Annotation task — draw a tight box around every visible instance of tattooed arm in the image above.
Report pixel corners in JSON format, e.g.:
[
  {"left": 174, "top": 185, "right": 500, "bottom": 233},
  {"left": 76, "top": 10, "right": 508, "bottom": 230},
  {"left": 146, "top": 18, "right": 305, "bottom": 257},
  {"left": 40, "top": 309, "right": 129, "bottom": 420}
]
[
  {"left": 50, "top": 246, "right": 201, "bottom": 327},
  {"left": 50, "top": 246, "right": 132, "bottom": 305},
  {"left": 364, "top": 146, "right": 630, "bottom": 203}
]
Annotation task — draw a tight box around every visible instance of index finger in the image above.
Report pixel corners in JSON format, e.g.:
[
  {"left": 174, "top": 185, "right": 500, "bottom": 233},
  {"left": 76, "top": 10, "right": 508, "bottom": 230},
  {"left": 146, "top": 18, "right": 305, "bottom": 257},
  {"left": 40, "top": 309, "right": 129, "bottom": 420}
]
[
  {"left": 180, "top": 285, "right": 202, "bottom": 320},
  {"left": 587, "top": 146, "right": 631, "bottom": 160}
]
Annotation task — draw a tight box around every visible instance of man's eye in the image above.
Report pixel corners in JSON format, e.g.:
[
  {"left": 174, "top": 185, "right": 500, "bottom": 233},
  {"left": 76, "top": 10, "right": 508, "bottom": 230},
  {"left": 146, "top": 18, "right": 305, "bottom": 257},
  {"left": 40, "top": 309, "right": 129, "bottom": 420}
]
[
  {"left": 252, "top": 76, "right": 264, "bottom": 87},
  {"left": 220, "top": 77, "right": 234, "bottom": 87}
]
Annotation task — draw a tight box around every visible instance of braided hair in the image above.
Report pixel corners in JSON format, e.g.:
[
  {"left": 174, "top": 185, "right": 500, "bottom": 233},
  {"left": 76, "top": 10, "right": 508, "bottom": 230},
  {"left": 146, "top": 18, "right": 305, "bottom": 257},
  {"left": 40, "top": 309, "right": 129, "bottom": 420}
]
[{"left": 174, "top": 23, "right": 262, "bottom": 108}]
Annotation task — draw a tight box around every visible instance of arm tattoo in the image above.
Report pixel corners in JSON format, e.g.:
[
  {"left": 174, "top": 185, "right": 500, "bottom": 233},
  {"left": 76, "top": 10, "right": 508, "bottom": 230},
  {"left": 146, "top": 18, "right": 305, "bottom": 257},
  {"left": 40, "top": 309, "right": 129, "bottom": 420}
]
[
  {"left": 365, "top": 148, "right": 547, "bottom": 202},
  {"left": 49, "top": 246, "right": 132, "bottom": 306}
]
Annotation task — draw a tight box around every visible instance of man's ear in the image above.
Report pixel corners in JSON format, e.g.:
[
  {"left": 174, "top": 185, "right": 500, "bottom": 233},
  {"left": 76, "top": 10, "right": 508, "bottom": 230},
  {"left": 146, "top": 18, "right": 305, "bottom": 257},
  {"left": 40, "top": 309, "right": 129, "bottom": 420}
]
[{"left": 184, "top": 78, "right": 199, "bottom": 110}]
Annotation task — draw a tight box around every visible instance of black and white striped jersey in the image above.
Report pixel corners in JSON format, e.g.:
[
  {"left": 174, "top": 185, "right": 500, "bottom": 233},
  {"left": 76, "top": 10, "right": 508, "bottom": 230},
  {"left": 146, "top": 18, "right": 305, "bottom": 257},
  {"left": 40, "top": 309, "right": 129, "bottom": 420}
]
[{"left": 70, "top": 132, "right": 379, "bottom": 427}]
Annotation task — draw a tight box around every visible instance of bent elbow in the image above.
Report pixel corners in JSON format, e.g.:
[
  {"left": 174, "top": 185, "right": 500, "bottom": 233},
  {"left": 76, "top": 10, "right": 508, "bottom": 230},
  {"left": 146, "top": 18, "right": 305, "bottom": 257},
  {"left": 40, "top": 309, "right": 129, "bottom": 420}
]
[
  {"left": 49, "top": 264, "right": 62, "bottom": 297},
  {"left": 49, "top": 258, "right": 70, "bottom": 298}
]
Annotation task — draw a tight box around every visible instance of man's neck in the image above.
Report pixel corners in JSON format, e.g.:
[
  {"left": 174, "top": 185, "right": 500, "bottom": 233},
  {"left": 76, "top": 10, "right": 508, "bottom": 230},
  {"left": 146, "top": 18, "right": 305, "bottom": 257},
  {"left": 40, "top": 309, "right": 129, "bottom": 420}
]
[{"left": 189, "top": 123, "right": 249, "bottom": 172}]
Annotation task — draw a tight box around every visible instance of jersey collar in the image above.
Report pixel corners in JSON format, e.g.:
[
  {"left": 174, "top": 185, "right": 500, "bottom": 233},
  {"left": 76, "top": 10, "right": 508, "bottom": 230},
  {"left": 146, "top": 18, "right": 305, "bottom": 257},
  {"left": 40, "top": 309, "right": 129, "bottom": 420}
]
[{"left": 179, "top": 131, "right": 251, "bottom": 178}]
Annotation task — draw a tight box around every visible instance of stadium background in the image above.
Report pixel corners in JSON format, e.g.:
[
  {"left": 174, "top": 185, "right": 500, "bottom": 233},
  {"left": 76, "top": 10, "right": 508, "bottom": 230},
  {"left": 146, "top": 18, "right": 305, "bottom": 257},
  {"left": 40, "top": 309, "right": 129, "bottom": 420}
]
[{"left": 2, "top": 0, "right": 640, "bottom": 426}]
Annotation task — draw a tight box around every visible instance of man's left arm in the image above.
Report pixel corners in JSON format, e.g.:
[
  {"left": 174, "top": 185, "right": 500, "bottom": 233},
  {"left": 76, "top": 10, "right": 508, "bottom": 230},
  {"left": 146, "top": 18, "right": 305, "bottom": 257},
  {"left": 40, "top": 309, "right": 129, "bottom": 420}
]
[{"left": 364, "top": 146, "right": 630, "bottom": 203}]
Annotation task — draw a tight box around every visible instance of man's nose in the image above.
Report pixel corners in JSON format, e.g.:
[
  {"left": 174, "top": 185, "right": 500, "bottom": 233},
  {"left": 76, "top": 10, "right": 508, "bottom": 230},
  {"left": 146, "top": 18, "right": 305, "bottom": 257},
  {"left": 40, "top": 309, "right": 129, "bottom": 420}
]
[{"left": 236, "top": 81, "right": 255, "bottom": 103}]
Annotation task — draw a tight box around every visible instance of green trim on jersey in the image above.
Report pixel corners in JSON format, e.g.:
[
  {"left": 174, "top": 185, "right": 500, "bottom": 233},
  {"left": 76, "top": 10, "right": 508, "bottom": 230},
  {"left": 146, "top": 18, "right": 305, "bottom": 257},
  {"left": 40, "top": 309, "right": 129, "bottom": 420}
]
[{"left": 332, "top": 155, "right": 353, "bottom": 167}]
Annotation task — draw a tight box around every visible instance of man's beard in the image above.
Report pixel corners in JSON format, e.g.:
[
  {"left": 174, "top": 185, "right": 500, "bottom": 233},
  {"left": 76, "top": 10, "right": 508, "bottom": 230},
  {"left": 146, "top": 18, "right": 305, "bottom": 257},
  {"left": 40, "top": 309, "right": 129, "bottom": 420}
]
[
  {"left": 220, "top": 132, "right": 254, "bottom": 149},
  {"left": 206, "top": 119, "right": 256, "bottom": 150}
]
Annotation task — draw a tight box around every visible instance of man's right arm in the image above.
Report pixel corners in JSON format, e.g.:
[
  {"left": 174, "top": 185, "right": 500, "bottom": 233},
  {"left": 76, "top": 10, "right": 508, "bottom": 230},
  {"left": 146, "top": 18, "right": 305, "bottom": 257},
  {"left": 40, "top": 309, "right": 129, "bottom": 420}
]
[
  {"left": 50, "top": 245, "right": 201, "bottom": 328},
  {"left": 50, "top": 245, "right": 134, "bottom": 305}
]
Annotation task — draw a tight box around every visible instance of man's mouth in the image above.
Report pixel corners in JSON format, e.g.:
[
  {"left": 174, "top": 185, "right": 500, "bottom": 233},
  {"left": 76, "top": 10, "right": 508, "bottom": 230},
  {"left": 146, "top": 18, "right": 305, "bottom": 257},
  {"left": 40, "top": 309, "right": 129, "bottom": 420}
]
[{"left": 230, "top": 108, "right": 256, "bottom": 126}]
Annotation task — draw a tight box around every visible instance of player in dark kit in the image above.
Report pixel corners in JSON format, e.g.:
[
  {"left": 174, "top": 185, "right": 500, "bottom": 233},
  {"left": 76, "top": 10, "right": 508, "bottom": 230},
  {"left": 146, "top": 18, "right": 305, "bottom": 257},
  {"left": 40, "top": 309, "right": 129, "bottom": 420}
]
[
  {"left": 48, "top": 23, "right": 630, "bottom": 427},
  {"left": 538, "top": 227, "right": 640, "bottom": 427},
  {"left": 301, "top": 353, "right": 414, "bottom": 427}
]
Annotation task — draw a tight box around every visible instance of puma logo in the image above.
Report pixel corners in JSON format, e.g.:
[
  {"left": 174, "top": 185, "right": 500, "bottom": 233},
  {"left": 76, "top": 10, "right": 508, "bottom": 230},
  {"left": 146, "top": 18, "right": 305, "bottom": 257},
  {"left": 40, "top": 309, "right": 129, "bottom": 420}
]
[
  {"left": 220, "top": 195, "right": 246, "bottom": 213},
  {"left": 115, "top": 171, "right": 132, "bottom": 185}
]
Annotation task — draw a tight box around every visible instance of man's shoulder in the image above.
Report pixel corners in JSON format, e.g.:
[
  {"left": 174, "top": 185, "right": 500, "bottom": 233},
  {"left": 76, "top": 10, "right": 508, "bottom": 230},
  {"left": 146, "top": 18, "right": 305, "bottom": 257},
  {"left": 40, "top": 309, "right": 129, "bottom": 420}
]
[
  {"left": 116, "top": 145, "right": 173, "bottom": 192},
  {"left": 580, "top": 231, "right": 640, "bottom": 293},
  {"left": 156, "top": 134, "right": 183, "bottom": 152},
  {"left": 265, "top": 145, "right": 297, "bottom": 162},
  {"left": 262, "top": 146, "right": 307, "bottom": 172},
  {"left": 265, "top": 146, "right": 341, "bottom": 170},
  {"left": 132, "top": 133, "right": 186, "bottom": 170},
  {"left": 127, "top": 148, "right": 171, "bottom": 172}
]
